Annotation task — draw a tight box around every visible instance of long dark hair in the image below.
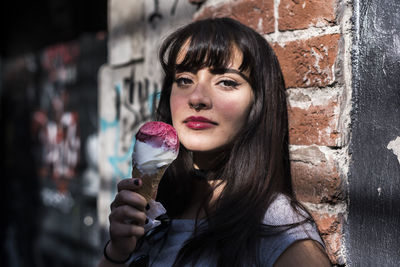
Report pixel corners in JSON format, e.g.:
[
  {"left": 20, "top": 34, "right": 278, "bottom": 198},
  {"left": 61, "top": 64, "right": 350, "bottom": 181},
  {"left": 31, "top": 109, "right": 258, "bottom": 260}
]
[{"left": 155, "top": 17, "right": 310, "bottom": 266}]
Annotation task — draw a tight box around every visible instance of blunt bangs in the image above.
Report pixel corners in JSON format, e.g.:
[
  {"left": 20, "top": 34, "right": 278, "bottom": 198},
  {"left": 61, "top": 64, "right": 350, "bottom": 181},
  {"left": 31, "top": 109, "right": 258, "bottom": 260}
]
[{"left": 160, "top": 18, "right": 253, "bottom": 78}]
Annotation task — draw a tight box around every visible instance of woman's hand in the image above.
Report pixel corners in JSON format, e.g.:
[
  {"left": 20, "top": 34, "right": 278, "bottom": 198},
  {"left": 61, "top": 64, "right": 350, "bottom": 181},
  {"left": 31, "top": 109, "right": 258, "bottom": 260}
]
[{"left": 100, "top": 178, "right": 148, "bottom": 266}]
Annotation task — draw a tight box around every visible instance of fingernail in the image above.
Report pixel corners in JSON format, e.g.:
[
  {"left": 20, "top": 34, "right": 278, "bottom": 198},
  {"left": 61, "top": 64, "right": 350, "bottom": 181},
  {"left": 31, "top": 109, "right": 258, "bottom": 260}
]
[
  {"left": 145, "top": 203, "right": 150, "bottom": 210},
  {"left": 145, "top": 218, "right": 149, "bottom": 224},
  {"left": 134, "top": 179, "right": 140, "bottom": 186}
]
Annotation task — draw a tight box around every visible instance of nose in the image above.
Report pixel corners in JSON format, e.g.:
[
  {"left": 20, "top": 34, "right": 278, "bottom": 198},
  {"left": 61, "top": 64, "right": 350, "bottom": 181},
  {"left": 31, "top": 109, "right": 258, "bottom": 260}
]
[{"left": 188, "top": 81, "right": 212, "bottom": 111}]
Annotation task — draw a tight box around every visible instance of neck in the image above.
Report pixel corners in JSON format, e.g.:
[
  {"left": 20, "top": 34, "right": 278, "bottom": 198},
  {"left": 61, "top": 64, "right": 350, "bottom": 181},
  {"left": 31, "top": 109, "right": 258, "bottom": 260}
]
[
  {"left": 193, "top": 149, "right": 228, "bottom": 171},
  {"left": 176, "top": 150, "right": 228, "bottom": 219},
  {"left": 177, "top": 178, "right": 225, "bottom": 220}
]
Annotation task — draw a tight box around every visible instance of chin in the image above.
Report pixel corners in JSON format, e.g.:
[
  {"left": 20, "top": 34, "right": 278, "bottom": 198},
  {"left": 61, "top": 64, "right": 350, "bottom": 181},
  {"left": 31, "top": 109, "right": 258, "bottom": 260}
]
[
  {"left": 182, "top": 140, "right": 231, "bottom": 155},
  {"left": 177, "top": 130, "right": 233, "bottom": 153},
  {"left": 184, "top": 144, "right": 215, "bottom": 152},
  {"left": 181, "top": 140, "right": 218, "bottom": 153}
]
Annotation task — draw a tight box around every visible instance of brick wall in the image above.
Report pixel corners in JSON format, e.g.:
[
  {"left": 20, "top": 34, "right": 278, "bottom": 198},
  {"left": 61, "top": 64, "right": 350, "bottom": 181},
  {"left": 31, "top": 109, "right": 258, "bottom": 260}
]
[
  {"left": 194, "top": 0, "right": 352, "bottom": 265},
  {"left": 100, "top": 0, "right": 352, "bottom": 265}
]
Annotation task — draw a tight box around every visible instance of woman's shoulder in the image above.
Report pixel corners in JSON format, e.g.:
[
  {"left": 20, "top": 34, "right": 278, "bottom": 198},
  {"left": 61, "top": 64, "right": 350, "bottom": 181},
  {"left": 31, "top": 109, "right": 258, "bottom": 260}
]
[
  {"left": 259, "top": 194, "right": 326, "bottom": 266},
  {"left": 263, "top": 193, "right": 309, "bottom": 226}
]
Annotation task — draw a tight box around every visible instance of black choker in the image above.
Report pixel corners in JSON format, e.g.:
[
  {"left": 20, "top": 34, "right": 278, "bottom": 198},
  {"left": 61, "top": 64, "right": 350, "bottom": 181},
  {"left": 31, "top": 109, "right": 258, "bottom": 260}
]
[{"left": 191, "top": 169, "right": 208, "bottom": 180}]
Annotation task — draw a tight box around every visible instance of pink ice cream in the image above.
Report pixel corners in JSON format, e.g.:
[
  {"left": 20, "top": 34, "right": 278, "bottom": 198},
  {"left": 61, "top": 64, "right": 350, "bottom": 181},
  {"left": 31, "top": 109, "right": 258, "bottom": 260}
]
[
  {"left": 132, "top": 121, "right": 179, "bottom": 177},
  {"left": 135, "top": 121, "right": 179, "bottom": 154}
]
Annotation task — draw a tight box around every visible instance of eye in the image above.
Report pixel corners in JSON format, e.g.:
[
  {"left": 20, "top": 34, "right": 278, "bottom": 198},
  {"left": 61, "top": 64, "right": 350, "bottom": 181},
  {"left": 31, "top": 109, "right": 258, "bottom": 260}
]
[
  {"left": 175, "top": 77, "right": 193, "bottom": 87},
  {"left": 218, "top": 79, "right": 240, "bottom": 89}
]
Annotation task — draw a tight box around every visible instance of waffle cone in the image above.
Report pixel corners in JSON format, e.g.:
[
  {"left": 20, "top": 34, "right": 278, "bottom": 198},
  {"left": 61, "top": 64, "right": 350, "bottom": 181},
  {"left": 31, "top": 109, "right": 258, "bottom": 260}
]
[{"left": 132, "top": 163, "right": 169, "bottom": 201}]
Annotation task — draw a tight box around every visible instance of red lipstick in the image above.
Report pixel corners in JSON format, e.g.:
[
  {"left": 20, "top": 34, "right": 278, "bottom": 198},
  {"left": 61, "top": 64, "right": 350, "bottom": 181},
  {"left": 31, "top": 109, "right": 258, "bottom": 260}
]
[{"left": 184, "top": 116, "right": 217, "bottom": 130}]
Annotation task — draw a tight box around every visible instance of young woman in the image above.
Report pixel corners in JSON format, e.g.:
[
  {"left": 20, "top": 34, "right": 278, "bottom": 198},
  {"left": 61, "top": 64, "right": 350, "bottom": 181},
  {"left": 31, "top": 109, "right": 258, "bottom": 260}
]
[{"left": 99, "top": 18, "right": 331, "bottom": 267}]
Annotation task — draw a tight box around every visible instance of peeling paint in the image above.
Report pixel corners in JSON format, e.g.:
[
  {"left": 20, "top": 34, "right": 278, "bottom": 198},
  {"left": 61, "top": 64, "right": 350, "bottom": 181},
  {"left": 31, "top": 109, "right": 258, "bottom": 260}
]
[
  {"left": 311, "top": 47, "right": 323, "bottom": 72},
  {"left": 303, "top": 201, "right": 347, "bottom": 215},
  {"left": 257, "top": 18, "right": 263, "bottom": 32},
  {"left": 377, "top": 187, "right": 382, "bottom": 196},
  {"left": 287, "top": 87, "right": 340, "bottom": 109},
  {"left": 387, "top": 136, "right": 400, "bottom": 164}
]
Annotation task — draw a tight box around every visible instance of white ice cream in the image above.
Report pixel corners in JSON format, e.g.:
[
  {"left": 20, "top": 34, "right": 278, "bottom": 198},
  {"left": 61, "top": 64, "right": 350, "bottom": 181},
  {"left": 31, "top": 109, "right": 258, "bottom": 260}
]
[{"left": 132, "top": 140, "right": 178, "bottom": 175}]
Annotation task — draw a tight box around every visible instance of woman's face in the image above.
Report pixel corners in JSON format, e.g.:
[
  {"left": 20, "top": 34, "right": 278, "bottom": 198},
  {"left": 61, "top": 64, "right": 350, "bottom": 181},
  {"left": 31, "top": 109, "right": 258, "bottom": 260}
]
[{"left": 170, "top": 47, "right": 254, "bottom": 156}]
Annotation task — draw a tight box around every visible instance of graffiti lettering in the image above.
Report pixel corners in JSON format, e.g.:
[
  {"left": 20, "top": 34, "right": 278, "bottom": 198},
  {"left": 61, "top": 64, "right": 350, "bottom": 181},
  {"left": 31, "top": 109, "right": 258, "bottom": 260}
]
[
  {"left": 99, "top": 70, "right": 161, "bottom": 183},
  {"left": 121, "top": 70, "right": 160, "bottom": 152}
]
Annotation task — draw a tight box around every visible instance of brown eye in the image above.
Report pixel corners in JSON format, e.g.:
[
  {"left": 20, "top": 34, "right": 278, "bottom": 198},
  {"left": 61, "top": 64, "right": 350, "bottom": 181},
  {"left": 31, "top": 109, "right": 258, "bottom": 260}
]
[
  {"left": 218, "top": 79, "right": 240, "bottom": 88},
  {"left": 175, "top": 77, "right": 193, "bottom": 87}
]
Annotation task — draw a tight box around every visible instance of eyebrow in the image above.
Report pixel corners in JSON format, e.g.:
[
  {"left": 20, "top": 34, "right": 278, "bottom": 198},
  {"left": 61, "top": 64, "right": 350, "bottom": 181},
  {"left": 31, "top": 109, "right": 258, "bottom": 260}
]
[
  {"left": 175, "top": 67, "right": 251, "bottom": 84},
  {"left": 212, "top": 68, "right": 250, "bottom": 83}
]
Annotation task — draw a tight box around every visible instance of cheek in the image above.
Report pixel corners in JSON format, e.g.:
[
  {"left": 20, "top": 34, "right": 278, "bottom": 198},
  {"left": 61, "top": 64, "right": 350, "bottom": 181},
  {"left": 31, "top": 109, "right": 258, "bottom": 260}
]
[
  {"left": 217, "top": 96, "right": 252, "bottom": 124},
  {"left": 169, "top": 92, "right": 185, "bottom": 121}
]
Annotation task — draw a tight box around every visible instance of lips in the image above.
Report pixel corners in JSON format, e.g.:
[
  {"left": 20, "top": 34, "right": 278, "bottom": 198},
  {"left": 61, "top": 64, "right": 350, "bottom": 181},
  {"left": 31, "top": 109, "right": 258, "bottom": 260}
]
[{"left": 184, "top": 116, "right": 217, "bottom": 130}]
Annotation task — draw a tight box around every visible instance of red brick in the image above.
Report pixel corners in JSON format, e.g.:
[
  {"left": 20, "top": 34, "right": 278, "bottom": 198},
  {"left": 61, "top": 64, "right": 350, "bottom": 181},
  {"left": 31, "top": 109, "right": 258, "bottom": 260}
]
[
  {"left": 322, "top": 232, "right": 344, "bottom": 264},
  {"left": 279, "top": 0, "right": 337, "bottom": 31},
  {"left": 288, "top": 97, "right": 339, "bottom": 146},
  {"left": 310, "top": 211, "right": 342, "bottom": 235},
  {"left": 308, "top": 211, "right": 344, "bottom": 264},
  {"left": 272, "top": 34, "right": 340, "bottom": 88},
  {"left": 290, "top": 146, "right": 344, "bottom": 203},
  {"left": 194, "top": 0, "right": 275, "bottom": 34}
]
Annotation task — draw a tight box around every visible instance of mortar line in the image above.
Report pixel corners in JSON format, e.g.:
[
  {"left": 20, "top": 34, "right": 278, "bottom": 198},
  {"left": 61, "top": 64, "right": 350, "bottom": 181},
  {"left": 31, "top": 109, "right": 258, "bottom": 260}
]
[
  {"left": 302, "top": 201, "right": 348, "bottom": 215},
  {"left": 264, "top": 25, "right": 341, "bottom": 44},
  {"left": 273, "top": 0, "right": 280, "bottom": 42},
  {"left": 286, "top": 83, "right": 344, "bottom": 92},
  {"left": 289, "top": 144, "right": 347, "bottom": 152}
]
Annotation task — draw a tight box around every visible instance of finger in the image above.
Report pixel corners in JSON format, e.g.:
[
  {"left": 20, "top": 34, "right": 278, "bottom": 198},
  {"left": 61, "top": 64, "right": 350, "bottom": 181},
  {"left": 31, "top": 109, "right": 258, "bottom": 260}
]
[
  {"left": 117, "top": 178, "right": 142, "bottom": 192},
  {"left": 110, "top": 204, "right": 147, "bottom": 225},
  {"left": 111, "top": 190, "right": 147, "bottom": 211},
  {"left": 110, "top": 221, "right": 146, "bottom": 238},
  {"left": 109, "top": 205, "right": 147, "bottom": 225}
]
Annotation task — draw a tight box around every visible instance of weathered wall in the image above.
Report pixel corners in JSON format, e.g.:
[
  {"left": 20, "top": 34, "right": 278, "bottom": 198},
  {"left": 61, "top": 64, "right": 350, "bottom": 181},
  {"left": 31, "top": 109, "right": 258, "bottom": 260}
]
[
  {"left": 347, "top": 0, "right": 400, "bottom": 265},
  {"left": 98, "top": 0, "right": 353, "bottom": 265}
]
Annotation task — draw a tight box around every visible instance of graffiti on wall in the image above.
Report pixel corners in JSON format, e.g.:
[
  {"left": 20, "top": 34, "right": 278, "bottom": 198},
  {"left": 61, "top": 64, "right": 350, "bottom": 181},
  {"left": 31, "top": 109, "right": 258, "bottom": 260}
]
[
  {"left": 33, "top": 106, "right": 80, "bottom": 192},
  {"left": 120, "top": 70, "right": 161, "bottom": 151},
  {"left": 32, "top": 43, "right": 81, "bottom": 195},
  {"left": 100, "top": 67, "right": 161, "bottom": 192}
]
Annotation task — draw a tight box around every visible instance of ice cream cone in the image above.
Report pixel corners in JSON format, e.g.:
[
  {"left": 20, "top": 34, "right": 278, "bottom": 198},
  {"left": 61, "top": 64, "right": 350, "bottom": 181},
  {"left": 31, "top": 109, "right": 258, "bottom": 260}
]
[
  {"left": 131, "top": 164, "right": 169, "bottom": 201},
  {"left": 131, "top": 121, "right": 179, "bottom": 201}
]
